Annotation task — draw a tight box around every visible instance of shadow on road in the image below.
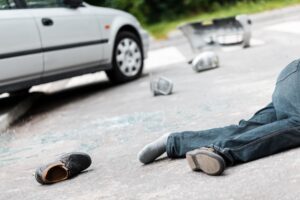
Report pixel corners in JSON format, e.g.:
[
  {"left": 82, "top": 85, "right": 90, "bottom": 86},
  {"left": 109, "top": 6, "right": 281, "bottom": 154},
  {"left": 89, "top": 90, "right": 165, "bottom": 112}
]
[
  {"left": 20, "top": 80, "right": 113, "bottom": 121},
  {"left": 0, "top": 94, "right": 32, "bottom": 114},
  {"left": 0, "top": 72, "right": 150, "bottom": 128}
]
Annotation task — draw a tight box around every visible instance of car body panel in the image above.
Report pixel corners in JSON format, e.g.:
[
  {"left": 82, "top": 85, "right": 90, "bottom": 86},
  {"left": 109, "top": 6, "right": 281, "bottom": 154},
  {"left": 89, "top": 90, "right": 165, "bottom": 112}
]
[
  {"left": 0, "top": 9, "right": 43, "bottom": 86},
  {"left": 27, "top": 7, "right": 105, "bottom": 73},
  {"left": 0, "top": 1, "right": 150, "bottom": 93},
  {"left": 85, "top": 4, "right": 149, "bottom": 61}
]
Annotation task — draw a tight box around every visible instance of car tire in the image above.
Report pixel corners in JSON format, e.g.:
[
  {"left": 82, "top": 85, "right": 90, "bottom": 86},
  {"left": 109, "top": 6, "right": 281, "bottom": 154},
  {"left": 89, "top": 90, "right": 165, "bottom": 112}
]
[{"left": 106, "top": 31, "right": 144, "bottom": 84}]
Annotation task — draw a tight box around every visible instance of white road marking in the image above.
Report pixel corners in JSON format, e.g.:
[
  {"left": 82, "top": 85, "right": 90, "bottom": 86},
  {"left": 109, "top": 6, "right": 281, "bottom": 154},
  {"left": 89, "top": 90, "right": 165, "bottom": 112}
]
[
  {"left": 0, "top": 93, "right": 9, "bottom": 99},
  {"left": 32, "top": 72, "right": 107, "bottom": 92},
  {"left": 31, "top": 83, "right": 53, "bottom": 93},
  {"left": 266, "top": 21, "right": 300, "bottom": 34},
  {"left": 31, "top": 80, "right": 69, "bottom": 93},
  {"left": 145, "top": 47, "right": 186, "bottom": 71},
  {"left": 65, "top": 72, "right": 107, "bottom": 89},
  {"left": 221, "top": 38, "right": 265, "bottom": 52},
  {"left": 251, "top": 38, "right": 266, "bottom": 46}
]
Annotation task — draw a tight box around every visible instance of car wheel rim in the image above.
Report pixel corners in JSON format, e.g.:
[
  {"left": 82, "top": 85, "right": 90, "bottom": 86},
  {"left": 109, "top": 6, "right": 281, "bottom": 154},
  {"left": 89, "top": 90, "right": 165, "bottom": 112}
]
[{"left": 116, "top": 38, "right": 142, "bottom": 77}]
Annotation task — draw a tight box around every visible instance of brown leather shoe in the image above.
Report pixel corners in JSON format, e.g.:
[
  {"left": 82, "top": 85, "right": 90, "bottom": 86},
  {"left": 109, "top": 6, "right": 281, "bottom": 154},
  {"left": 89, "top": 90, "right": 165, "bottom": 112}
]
[
  {"left": 35, "top": 152, "right": 92, "bottom": 184},
  {"left": 186, "top": 147, "right": 226, "bottom": 176}
]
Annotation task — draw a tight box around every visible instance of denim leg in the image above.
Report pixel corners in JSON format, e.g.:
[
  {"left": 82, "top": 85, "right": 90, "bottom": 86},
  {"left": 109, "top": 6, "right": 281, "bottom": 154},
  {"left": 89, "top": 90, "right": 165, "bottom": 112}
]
[
  {"left": 212, "top": 119, "right": 300, "bottom": 165},
  {"left": 166, "top": 103, "right": 277, "bottom": 158},
  {"left": 212, "top": 59, "right": 300, "bottom": 165},
  {"left": 167, "top": 59, "right": 300, "bottom": 163}
]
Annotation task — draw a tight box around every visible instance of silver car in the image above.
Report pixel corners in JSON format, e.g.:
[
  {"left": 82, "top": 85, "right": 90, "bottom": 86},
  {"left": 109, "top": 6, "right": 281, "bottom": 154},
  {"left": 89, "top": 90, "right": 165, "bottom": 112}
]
[{"left": 0, "top": 0, "right": 149, "bottom": 94}]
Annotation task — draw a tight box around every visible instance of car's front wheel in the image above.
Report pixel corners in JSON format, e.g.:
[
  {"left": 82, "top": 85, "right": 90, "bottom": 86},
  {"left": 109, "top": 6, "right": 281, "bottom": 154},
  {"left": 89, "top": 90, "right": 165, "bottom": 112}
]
[{"left": 106, "top": 31, "right": 144, "bottom": 83}]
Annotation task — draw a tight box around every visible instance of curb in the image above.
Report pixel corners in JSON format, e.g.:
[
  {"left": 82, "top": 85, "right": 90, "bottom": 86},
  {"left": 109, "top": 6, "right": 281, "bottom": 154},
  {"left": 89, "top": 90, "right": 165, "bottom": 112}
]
[{"left": 0, "top": 93, "right": 41, "bottom": 133}]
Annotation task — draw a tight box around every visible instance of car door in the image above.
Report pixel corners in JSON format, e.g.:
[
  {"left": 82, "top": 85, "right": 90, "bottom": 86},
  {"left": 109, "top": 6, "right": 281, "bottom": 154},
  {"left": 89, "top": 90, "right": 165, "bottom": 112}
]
[
  {"left": 23, "top": 0, "right": 104, "bottom": 76},
  {"left": 0, "top": 0, "right": 43, "bottom": 86}
]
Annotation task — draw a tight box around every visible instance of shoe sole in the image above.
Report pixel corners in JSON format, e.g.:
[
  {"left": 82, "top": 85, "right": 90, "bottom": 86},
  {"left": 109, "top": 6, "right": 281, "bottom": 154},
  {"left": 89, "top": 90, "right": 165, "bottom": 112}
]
[{"left": 186, "top": 149, "right": 225, "bottom": 176}]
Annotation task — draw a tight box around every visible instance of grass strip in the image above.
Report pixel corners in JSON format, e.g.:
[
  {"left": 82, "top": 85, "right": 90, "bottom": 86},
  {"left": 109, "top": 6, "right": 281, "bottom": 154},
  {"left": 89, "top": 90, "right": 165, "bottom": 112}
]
[{"left": 145, "top": 0, "right": 300, "bottom": 39}]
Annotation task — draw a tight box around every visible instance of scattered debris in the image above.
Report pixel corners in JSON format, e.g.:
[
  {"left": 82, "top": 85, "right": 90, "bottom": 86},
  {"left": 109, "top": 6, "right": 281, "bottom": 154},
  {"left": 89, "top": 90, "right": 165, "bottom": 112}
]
[
  {"left": 150, "top": 76, "right": 174, "bottom": 96},
  {"left": 178, "top": 14, "right": 252, "bottom": 51},
  {"left": 236, "top": 15, "right": 252, "bottom": 48},
  {"left": 191, "top": 51, "right": 219, "bottom": 72}
]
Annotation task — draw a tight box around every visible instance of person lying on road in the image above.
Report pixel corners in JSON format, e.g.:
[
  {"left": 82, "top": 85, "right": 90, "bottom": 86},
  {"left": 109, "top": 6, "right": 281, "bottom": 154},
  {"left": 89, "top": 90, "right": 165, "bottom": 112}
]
[{"left": 138, "top": 59, "right": 300, "bottom": 176}]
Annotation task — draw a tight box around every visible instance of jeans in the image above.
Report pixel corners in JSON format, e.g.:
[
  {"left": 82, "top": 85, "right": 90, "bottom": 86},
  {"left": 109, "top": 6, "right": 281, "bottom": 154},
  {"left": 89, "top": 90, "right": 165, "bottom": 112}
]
[{"left": 166, "top": 59, "right": 300, "bottom": 165}]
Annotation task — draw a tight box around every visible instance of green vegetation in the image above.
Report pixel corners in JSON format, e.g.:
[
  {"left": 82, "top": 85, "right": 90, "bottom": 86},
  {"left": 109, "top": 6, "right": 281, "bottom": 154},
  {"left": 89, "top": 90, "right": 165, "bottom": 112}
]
[
  {"left": 85, "top": 0, "right": 300, "bottom": 38},
  {"left": 146, "top": 0, "right": 300, "bottom": 38}
]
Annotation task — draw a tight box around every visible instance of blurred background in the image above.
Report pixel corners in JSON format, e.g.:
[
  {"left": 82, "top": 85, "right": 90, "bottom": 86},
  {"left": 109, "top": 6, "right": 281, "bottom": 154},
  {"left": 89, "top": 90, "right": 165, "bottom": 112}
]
[{"left": 87, "top": 0, "right": 300, "bottom": 38}]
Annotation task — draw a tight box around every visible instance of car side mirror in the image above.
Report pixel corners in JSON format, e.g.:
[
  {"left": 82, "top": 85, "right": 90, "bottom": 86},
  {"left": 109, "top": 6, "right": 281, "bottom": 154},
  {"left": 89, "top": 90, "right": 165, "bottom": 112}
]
[{"left": 63, "top": 0, "right": 83, "bottom": 9}]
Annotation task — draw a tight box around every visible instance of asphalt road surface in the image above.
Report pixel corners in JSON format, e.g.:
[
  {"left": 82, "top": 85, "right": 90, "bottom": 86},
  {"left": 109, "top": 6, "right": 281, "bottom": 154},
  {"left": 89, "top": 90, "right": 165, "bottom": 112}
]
[{"left": 2, "top": 5, "right": 300, "bottom": 200}]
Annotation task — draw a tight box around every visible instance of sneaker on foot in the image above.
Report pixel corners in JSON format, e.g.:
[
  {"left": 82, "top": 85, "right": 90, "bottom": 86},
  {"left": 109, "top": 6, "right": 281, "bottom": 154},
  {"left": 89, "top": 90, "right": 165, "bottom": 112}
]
[
  {"left": 186, "top": 147, "right": 226, "bottom": 176},
  {"left": 35, "top": 152, "right": 92, "bottom": 184}
]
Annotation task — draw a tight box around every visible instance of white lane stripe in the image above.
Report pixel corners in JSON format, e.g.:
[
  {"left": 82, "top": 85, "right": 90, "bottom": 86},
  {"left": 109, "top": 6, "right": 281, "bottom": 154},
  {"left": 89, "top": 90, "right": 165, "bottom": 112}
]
[
  {"left": 145, "top": 47, "right": 186, "bottom": 71},
  {"left": 221, "top": 38, "right": 265, "bottom": 52},
  {"left": 0, "top": 93, "right": 9, "bottom": 98},
  {"left": 65, "top": 72, "right": 107, "bottom": 89},
  {"left": 251, "top": 38, "right": 265, "bottom": 46},
  {"left": 266, "top": 21, "right": 300, "bottom": 34}
]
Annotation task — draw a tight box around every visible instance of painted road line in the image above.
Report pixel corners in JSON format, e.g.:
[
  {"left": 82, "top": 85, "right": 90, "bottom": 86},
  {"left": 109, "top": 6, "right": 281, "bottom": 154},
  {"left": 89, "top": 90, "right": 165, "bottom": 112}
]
[
  {"left": 266, "top": 21, "right": 300, "bottom": 34},
  {"left": 0, "top": 93, "right": 9, "bottom": 99},
  {"left": 65, "top": 72, "right": 107, "bottom": 89},
  {"left": 145, "top": 47, "right": 186, "bottom": 71},
  {"left": 31, "top": 80, "right": 69, "bottom": 93},
  {"left": 251, "top": 38, "right": 266, "bottom": 46},
  {"left": 221, "top": 38, "right": 265, "bottom": 52}
]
